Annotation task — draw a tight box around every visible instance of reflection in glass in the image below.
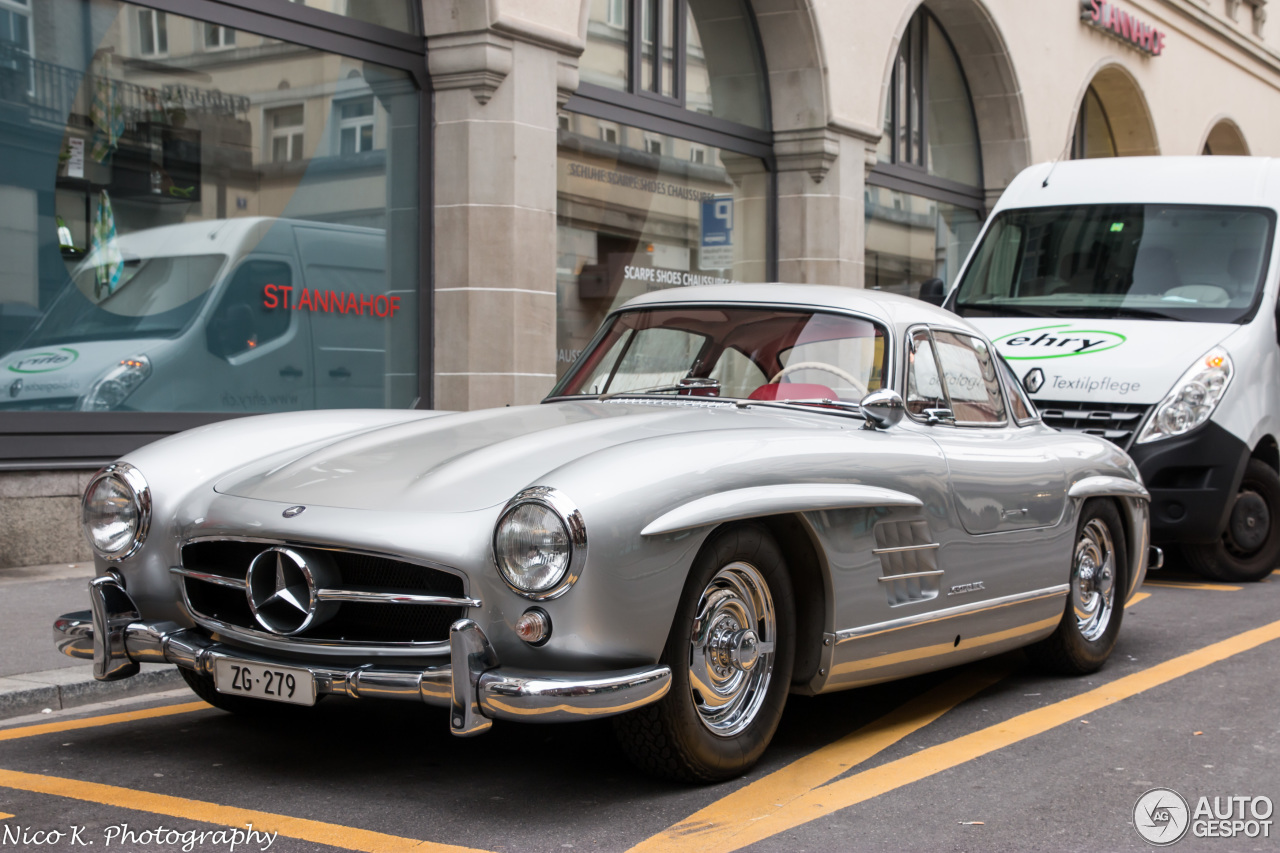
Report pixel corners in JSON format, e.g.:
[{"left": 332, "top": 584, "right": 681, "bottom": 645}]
[
  {"left": 555, "top": 115, "right": 768, "bottom": 377},
  {"left": 864, "top": 187, "right": 983, "bottom": 299},
  {"left": 684, "top": 0, "right": 767, "bottom": 128},
  {"left": 581, "top": 0, "right": 630, "bottom": 91},
  {"left": 0, "top": 0, "right": 419, "bottom": 413}
]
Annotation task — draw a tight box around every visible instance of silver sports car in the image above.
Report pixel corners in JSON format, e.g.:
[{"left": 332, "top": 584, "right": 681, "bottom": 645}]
[{"left": 54, "top": 284, "right": 1155, "bottom": 781}]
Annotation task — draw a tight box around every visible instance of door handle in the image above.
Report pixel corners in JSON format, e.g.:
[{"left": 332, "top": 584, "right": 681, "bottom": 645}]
[
  {"left": 329, "top": 367, "right": 351, "bottom": 379},
  {"left": 279, "top": 366, "right": 303, "bottom": 379}
]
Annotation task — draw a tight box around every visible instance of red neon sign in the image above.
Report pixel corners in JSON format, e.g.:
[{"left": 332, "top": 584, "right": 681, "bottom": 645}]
[{"left": 1081, "top": 0, "right": 1166, "bottom": 56}]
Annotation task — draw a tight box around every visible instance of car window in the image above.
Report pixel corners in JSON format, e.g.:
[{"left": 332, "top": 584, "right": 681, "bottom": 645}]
[
  {"left": 906, "top": 330, "right": 946, "bottom": 416},
  {"left": 600, "top": 327, "right": 709, "bottom": 394},
  {"left": 207, "top": 260, "right": 292, "bottom": 359},
  {"left": 933, "top": 330, "right": 1007, "bottom": 425},
  {"left": 998, "top": 356, "right": 1038, "bottom": 423},
  {"left": 709, "top": 346, "right": 767, "bottom": 397}
]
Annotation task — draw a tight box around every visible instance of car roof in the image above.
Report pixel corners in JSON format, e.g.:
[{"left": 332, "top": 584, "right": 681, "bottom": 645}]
[
  {"left": 620, "top": 283, "right": 979, "bottom": 336},
  {"left": 997, "top": 156, "right": 1280, "bottom": 212}
]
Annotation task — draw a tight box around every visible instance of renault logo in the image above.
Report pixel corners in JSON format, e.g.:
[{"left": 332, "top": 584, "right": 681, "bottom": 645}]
[
  {"left": 7, "top": 378, "right": 20, "bottom": 398},
  {"left": 1023, "top": 367, "right": 1045, "bottom": 395},
  {"left": 245, "top": 547, "right": 335, "bottom": 635}
]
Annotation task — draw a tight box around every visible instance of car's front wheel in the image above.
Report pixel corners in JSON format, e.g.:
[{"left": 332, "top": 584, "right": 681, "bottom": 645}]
[
  {"left": 1026, "top": 498, "right": 1126, "bottom": 675},
  {"left": 614, "top": 522, "right": 795, "bottom": 782},
  {"left": 1182, "top": 458, "right": 1280, "bottom": 583}
]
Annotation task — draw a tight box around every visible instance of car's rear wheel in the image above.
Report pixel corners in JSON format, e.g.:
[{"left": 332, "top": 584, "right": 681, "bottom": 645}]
[
  {"left": 1026, "top": 498, "right": 1126, "bottom": 675},
  {"left": 613, "top": 522, "right": 795, "bottom": 782},
  {"left": 1182, "top": 458, "right": 1280, "bottom": 583}
]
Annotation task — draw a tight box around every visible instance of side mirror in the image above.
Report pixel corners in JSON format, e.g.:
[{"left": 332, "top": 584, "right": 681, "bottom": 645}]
[
  {"left": 917, "top": 278, "right": 946, "bottom": 306},
  {"left": 859, "top": 389, "right": 905, "bottom": 430}
]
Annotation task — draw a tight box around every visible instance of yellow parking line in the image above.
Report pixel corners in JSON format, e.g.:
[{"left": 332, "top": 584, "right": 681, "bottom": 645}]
[
  {"left": 652, "top": 618, "right": 1280, "bottom": 853},
  {"left": 1125, "top": 591, "right": 1151, "bottom": 608},
  {"left": 632, "top": 663, "right": 1010, "bottom": 853},
  {"left": 0, "top": 702, "right": 209, "bottom": 742},
  {"left": 1143, "top": 581, "right": 1241, "bottom": 592},
  {"left": 0, "top": 768, "right": 492, "bottom": 853},
  {"left": 0, "top": 813, "right": 13, "bottom": 819}
]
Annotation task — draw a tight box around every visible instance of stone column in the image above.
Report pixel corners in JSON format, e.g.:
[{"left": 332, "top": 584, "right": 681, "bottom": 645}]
[
  {"left": 427, "top": 27, "right": 579, "bottom": 411},
  {"left": 772, "top": 122, "right": 880, "bottom": 289}
]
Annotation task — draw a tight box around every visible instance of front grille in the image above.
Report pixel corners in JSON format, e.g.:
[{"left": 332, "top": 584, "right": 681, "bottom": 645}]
[
  {"left": 179, "top": 540, "right": 468, "bottom": 645},
  {"left": 1037, "top": 400, "right": 1152, "bottom": 447}
]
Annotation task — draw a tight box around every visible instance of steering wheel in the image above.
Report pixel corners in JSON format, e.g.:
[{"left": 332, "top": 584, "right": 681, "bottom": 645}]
[{"left": 768, "top": 361, "right": 868, "bottom": 399}]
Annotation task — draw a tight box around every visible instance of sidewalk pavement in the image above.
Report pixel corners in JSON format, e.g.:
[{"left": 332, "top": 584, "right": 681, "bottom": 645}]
[{"left": 0, "top": 562, "right": 184, "bottom": 719}]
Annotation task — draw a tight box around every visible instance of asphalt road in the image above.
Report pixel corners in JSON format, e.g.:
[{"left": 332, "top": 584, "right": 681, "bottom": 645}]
[
  {"left": 0, "top": 564, "right": 94, "bottom": 677},
  {"left": 0, "top": 567, "right": 1276, "bottom": 853}
]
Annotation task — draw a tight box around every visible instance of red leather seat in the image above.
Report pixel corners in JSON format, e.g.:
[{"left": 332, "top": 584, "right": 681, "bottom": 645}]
[{"left": 748, "top": 382, "right": 838, "bottom": 401}]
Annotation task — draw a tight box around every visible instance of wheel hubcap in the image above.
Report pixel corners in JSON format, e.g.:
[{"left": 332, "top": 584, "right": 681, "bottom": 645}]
[
  {"left": 687, "top": 561, "right": 776, "bottom": 737},
  {"left": 1226, "top": 489, "right": 1270, "bottom": 555},
  {"left": 1072, "top": 518, "right": 1116, "bottom": 642}
]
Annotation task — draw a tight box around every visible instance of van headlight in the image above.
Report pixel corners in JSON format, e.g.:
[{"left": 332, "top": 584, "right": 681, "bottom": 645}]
[
  {"left": 1135, "top": 347, "right": 1233, "bottom": 444},
  {"left": 82, "top": 463, "right": 151, "bottom": 560},
  {"left": 79, "top": 355, "right": 151, "bottom": 411},
  {"left": 493, "top": 487, "right": 585, "bottom": 599}
]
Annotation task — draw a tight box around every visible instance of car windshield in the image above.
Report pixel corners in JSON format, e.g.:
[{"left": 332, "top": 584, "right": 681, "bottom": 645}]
[
  {"left": 19, "top": 253, "right": 226, "bottom": 347},
  {"left": 551, "top": 306, "right": 887, "bottom": 404},
  {"left": 952, "top": 204, "right": 1275, "bottom": 324}
]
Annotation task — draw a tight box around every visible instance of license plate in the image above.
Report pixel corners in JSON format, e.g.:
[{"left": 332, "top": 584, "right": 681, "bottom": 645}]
[{"left": 213, "top": 658, "right": 316, "bottom": 706}]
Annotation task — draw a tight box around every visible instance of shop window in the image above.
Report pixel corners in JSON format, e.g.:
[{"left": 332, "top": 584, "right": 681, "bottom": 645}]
[
  {"left": 286, "top": 0, "right": 417, "bottom": 33},
  {"left": 0, "top": 0, "right": 422, "bottom": 420},
  {"left": 868, "top": 8, "right": 983, "bottom": 300},
  {"left": 1071, "top": 86, "right": 1116, "bottom": 159},
  {"left": 337, "top": 98, "right": 375, "bottom": 155},
  {"left": 268, "top": 105, "right": 305, "bottom": 162},
  {"left": 137, "top": 8, "right": 167, "bottom": 57},
  {"left": 203, "top": 23, "right": 236, "bottom": 50}
]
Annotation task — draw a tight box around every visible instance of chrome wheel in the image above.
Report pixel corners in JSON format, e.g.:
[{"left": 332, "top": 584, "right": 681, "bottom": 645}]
[
  {"left": 1072, "top": 517, "right": 1117, "bottom": 642},
  {"left": 687, "top": 560, "right": 777, "bottom": 736}
]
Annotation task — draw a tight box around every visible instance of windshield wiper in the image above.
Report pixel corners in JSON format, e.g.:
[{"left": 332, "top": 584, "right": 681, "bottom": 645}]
[
  {"left": 954, "top": 303, "right": 1050, "bottom": 318},
  {"left": 1048, "top": 306, "right": 1184, "bottom": 321},
  {"left": 598, "top": 377, "right": 721, "bottom": 401},
  {"left": 734, "top": 398, "right": 865, "bottom": 418}
]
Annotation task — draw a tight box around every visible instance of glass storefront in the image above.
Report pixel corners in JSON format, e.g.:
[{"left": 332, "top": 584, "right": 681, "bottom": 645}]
[
  {"left": 555, "top": 115, "right": 769, "bottom": 377},
  {"left": 864, "top": 186, "right": 983, "bottom": 298},
  {"left": 0, "top": 0, "right": 420, "bottom": 413}
]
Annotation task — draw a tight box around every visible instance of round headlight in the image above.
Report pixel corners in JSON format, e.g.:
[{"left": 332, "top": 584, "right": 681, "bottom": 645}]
[
  {"left": 82, "top": 463, "right": 151, "bottom": 560},
  {"left": 493, "top": 488, "right": 585, "bottom": 599}
]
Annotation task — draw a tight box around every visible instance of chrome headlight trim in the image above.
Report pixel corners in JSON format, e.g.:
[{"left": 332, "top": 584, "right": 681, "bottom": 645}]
[
  {"left": 82, "top": 462, "right": 152, "bottom": 561},
  {"left": 492, "top": 486, "right": 587, "bottom": 601}
]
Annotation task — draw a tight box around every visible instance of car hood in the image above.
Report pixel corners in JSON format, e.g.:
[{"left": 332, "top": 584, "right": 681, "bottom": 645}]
[
  {"left": 215, "top": 400, "right": 839, "bottom": 512},
  {"left": 2, "top": 339, "right": 168, "bottom": 405},
  {"left": 966, "top": 317, "right": 1238, "bottom": 405}
]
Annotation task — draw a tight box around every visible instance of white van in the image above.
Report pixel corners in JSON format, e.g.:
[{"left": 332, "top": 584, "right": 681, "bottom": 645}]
[
  {"left": 2, "top": 217, "right": 397, "bottom": 414},
  {"left": 946, "top": 156, "right": 1280, "bottom": 582}
]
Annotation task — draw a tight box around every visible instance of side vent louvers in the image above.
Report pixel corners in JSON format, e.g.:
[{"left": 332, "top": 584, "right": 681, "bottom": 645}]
[{"left": 873, "top": 519, "right": 942, "bottom": 606}]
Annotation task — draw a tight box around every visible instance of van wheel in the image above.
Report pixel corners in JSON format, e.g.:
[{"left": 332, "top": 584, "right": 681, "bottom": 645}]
[
  {"left": 1183, "top": 458, "right": 1280, "bottom": 583},
  {"left": 613, "top": 523, "right": 795, "bottom": 783},
  {"left": 1026, "top": 499, "right": 1126, "bottom": 675}
]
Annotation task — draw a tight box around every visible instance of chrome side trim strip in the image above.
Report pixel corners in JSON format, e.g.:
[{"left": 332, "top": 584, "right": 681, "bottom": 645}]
[
  {"left": 170, "top": 566, "right": 246, "bottom": 589},
  {"left": 642, "top": 483, "right": 923, "bottom": 536},
  {"left": 876, "top": 569, "right": 944, "bottom": 583},
  {"left": 315, "top": 588, "right": 483, "bottom": 608},
  {"left": 835, "top": 584, "right": 1070, "bottom": 644},
  {"left": 1068, "top": 475, "right": 1150, "bottom": 502},
  {"left": 872, "top": 543, "right": 941, "bottom": 556}
]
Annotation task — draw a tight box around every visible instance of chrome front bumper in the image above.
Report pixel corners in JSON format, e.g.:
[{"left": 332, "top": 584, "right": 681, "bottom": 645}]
[{"left": 54, "top": 576, "right": 671, "bottom": 736}]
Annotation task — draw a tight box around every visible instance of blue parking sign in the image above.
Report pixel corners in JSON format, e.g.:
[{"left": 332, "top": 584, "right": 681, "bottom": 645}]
[{"left": 700, "top": 196, "right": 734, "bottom": 269}]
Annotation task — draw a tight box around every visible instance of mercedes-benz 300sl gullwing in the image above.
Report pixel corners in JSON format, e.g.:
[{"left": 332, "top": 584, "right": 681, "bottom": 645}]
[{"left": 54, "top": 284, "right": 1155, "bottom": 782}]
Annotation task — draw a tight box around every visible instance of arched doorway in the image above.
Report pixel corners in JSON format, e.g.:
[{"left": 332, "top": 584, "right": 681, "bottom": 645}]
[
  {"left": 1071, "top": 64, "right": 1159, "bottom": 158},
  {"left": 1201, "top": 119, "right": 1250, "bottom": 155}
]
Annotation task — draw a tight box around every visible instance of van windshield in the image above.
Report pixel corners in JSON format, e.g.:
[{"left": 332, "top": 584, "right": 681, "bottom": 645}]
[
  {"left": 952, "top": 204, "right": 1275, "bottom": 324},
  {"left": 20, "top": 254, "right": 226, "bottom": 347}
]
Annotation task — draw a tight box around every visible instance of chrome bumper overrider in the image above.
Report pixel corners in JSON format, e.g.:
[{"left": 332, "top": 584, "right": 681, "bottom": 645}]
[{"left": 54, "top": 576, "right": 671, "bottom": 736}]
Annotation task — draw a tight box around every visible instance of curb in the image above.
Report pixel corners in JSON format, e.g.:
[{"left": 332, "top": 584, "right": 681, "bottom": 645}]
[{"left": 0, "top": 665, "right": 185, "bottom": 720}]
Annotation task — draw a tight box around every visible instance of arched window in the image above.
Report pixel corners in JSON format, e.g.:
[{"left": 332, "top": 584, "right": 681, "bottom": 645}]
[
  {"left": 557, "top": 0, "right": 774, "bottom": 378},
  {"left": 1071, "top": 86, "right": 1116, "bottom": 159},
  {"left": 867, "top": 8, "right": 984, "bottom": 299}
]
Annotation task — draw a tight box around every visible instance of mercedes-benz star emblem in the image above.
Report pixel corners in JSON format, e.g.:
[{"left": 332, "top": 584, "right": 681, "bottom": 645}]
[
  {"left": 282, "top": 505, "right": 306, "bottom": 518},
  {"left": 7, "top": 378, "right": 20, "bottom": 399},
  {"left": 1023, "top": 367, "right": 1045, "bottom": 395},
  {"left": 246, "top": 547, "right": 321, "bottom": 635}
]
